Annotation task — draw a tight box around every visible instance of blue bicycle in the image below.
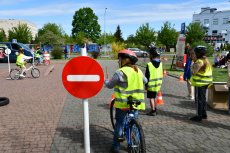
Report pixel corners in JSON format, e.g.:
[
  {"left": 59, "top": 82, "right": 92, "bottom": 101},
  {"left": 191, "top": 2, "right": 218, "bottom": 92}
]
[{"left": 110, "top": 97, "right": 146, "bottom": 153}]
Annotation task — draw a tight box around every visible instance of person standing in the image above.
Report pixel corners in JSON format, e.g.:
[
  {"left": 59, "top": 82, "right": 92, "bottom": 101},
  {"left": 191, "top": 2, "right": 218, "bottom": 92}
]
[
  {"left": 145, "top": 47, "right": 163, "bottom": 116},
  {"left": 64, "top": 46, "right": 68, "bottom": 60},
  {"left": 104, "top": 49, "right": 147, "bottom": 153},
  {"left": 183, "top": 49, "right": 195, "bottom": 100},
  {"left": 190, "top": 46, "right": 213, "bottom": 122}
]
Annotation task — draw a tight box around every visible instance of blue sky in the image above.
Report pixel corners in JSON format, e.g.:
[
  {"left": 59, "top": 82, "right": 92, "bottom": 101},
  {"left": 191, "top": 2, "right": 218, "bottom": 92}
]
[{"left": 0, "top": 0, "right": 229, "bottom": 39}]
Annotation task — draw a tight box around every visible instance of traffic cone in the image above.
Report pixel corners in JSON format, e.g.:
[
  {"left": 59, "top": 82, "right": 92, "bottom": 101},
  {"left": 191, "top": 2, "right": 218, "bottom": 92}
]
[
  {"left": 163, "top": 69, "right": 167, "bottom": 76},
  {"left": 179, "top": 74, "right": 183, "bottom": 81},
  {"left": 156, "top": 91, "right": 164, "bottom": 105}
]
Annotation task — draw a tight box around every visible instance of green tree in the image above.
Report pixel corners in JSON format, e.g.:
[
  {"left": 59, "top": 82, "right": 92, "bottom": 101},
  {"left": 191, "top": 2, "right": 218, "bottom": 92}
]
[
  {"left": 135, "top": 23, "right": 156, "bottom": 49},
  {"left": 114, "top": 25, "right": 124, "bottom": 42},
  {"left": 157, "top": 21, "right": 178, "bottom": 52},
  {"left": 97, "top": 33, "right": 115, "bottom": 45},
  {"left": 0, "top": 28, "right": 7, "bottom": 42},
  {"left": 185, "top": 22, "right": 205, "bottom": 45},
  {"left": 8, "top": 23, "right": 32, "bottom": 43},
  {"left": 36, "top": 23, "right": 65, "bottom": 46},
  {"left": 37, "top": 31, "right": 64, "bottom": 46},
  {"left": 38, "top": 23, "right": 65, "bottom": 37},
  {"left": 72, "top": 7, "right": 101, "bottom": 42}
]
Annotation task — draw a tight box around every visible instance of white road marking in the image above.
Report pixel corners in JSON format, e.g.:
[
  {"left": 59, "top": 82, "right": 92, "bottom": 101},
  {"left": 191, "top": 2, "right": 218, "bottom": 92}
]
[{"left": 67, "top": 75, "right": 100, "bottom": 82}]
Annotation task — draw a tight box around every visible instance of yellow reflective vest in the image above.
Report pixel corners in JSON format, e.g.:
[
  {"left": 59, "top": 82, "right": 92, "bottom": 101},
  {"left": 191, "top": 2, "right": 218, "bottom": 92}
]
[
  {"left": 35, "top": 50, "right": 40, "bottom": 58},
  {"left": 147, "top": 62, "right": 163, "bottom": 92},
  {"left": 16, "top": 54, "right": 24, "bottom": 66},
  {"left": 190, "top": 59, "right": 213, "bottom": 87},
  {"left": 114, "top": 66, "right": 145, "bottom": 110}
]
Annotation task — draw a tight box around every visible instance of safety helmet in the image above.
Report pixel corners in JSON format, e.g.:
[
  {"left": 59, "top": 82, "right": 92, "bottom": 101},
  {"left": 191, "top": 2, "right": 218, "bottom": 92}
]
[
  {"left": 194, "top": 45, "right": 207, "bottom": 57},
  {"left": 118, "top": 49, "right": 138, "bottom": 64},
  {"left": 36, "top": 46, "right": 40, "bottom": 49},
  {"left": 149, "top": 47, "right": 160, "bottom": 58}
]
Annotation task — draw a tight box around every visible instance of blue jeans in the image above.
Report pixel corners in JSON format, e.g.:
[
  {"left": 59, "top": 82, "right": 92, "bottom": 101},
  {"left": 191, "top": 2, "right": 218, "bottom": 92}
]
[{"left": 112, "top": 108, "right": 138, "bottom": 150}]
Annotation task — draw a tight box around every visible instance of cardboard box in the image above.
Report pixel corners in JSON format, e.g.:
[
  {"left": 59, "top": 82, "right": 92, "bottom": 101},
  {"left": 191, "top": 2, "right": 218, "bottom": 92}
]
[{"left": 207, "top": 82, "right": 228, "bottom": 110}]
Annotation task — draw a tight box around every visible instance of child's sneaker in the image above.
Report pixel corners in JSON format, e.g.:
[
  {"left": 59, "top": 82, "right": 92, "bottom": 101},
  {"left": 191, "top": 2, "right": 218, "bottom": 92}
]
[{"left": 20, "top": 74, "right": 25, "bottom": 78}]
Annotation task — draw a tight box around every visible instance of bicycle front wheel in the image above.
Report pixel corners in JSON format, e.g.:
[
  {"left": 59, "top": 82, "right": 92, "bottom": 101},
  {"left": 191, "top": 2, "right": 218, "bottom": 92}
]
[
  {"left": 10, "top": 69, "right": 20, "bottom": 80},
  {"left": 128, "top": 119, "right": 146, "bottom": 153},
  {"left": 110, "top": 99, "right": 116, "bottom": 129},
  {"left": 31, "top": 68, "right": 40, "bottom": 78}
]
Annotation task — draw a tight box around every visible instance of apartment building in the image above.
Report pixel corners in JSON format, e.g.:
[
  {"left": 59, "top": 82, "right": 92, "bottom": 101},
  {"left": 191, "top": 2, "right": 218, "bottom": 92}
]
[
  {"left": 0, "top": 19, "right": 38, "bottom": 40},
  {"left": 192, "top": 7, "right": 230, "bottom": 47}
]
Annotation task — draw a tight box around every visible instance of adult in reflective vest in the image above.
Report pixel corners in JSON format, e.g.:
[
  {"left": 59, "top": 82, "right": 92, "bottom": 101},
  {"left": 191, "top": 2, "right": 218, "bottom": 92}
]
[
  {"left": 104, "top": 49, "right": 147, "bottom": 153},
  {"left": 145, "top": 46, "right": 163, "bottom": 116},
  {"left": 190, "top": 46, "right": 213, "bottom": 122},
  {"left": 16, "top": 48, "right": 32, "bottom": 77}
]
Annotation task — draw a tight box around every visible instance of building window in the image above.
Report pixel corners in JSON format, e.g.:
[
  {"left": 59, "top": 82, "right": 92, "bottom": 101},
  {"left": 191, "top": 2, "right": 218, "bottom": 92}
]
[
  {"left": 213, "top": 18, "right": 218, "bottom": 25},
  {"left": 212, "top": 30, "right": 218, "bottom": 36},
  {"left": 223, "top": 18, "right": 229, "bottom": 24},
  {"left": 204, "top": 19, "right": 209, "bottom": 25}
]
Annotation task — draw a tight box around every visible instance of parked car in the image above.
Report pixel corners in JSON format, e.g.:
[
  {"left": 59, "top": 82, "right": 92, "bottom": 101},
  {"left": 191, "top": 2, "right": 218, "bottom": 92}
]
[
  {"left": 127, "top": 48, "right": 149, "bottom": 57},
  {"left": 0, "top": 42, "right": 33, "bottom": 63}
]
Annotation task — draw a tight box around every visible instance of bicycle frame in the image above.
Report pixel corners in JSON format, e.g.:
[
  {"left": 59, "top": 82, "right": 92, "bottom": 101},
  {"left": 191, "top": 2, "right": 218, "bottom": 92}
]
[{"left": 124, "top": 111, "right": 137, "bottom": 145}]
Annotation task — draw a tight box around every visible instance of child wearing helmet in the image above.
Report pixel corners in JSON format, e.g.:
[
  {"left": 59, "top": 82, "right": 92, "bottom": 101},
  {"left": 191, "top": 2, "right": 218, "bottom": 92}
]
[
  {"left": 145, "top": 47, "right": 163, "bottom": 116},
  {"left": 16, "top": 48, "right": 32, "bottom": 77},
  {"left": 190, "top": 46, "right": 213, "bottom": 122},
  {"left": 104, "top": 49, "right": 147, "bottom": 153}
]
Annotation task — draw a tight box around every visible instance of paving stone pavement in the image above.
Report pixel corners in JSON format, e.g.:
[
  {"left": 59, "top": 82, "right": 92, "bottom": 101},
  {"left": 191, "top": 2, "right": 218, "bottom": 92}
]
[{"left": 0, "top": 59, "right": 230, "bottom": 153}]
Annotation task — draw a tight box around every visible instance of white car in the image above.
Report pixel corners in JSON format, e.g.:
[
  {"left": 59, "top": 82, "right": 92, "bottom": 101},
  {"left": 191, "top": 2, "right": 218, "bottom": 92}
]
[{"left": 127, "top": 48, "right": 149, "bottom": 57}]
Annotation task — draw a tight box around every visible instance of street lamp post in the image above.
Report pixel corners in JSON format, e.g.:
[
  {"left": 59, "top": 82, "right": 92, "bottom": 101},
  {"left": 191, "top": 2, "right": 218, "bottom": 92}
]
[{"left": 104, "top": 8, "right": 107, "bottom": 55}]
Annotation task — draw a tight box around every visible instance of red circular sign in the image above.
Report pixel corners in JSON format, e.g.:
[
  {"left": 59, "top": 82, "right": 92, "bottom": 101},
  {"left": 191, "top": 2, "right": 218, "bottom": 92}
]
[{"left": 62, "top": 56, "right": 104, "bottom": 99}]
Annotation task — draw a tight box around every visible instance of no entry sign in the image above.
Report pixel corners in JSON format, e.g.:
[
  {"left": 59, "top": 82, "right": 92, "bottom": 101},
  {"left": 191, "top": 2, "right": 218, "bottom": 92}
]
[{"left": 62, "top": 56, "right": 104, "bottom": 99}]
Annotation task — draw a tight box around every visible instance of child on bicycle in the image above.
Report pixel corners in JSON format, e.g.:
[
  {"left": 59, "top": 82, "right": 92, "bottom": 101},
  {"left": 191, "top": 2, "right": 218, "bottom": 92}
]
[
  {"left": 16, "top": 48, "right": 32, "bottom": 78},
  {"left": 104, "top": 49, "right": 147, "bottom": 153},
  {"left": 145, "top": 46, "right": 163, "bottom": 116}
]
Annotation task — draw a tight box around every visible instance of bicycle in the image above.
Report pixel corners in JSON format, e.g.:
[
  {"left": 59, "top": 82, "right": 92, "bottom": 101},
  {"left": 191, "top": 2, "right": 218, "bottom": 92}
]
[
  {"left": 110, "top": 96, "right": 146, "bottom": 153},
  {"left": 34, "top": 56, "right": 50, "bottom": 66},
  {"left": 10, "top": 61, "right": 40, "bottom": 80}
]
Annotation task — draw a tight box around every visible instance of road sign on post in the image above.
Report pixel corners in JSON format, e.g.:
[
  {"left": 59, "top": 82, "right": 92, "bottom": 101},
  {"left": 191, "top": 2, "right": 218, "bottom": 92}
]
[
  {"left": 62, "top": 53, "right": 104, "bottom": 153},
  {"left": 62, "top": 56, "right": 104, "bottom": 99}
]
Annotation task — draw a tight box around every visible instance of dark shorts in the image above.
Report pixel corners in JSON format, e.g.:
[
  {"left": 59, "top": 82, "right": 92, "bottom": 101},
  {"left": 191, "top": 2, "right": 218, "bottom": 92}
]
[{"left": 147, "top": 91, "right": 157, "bottom": 98}]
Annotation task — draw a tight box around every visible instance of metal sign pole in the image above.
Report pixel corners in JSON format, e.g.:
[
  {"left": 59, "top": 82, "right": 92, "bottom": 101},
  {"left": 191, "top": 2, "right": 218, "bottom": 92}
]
[
  {"left": 5, "top": 48, "right": 11, "bottom": 79},
  {"left": 81, "top": 44, "right": 90, "bottom": 153}
]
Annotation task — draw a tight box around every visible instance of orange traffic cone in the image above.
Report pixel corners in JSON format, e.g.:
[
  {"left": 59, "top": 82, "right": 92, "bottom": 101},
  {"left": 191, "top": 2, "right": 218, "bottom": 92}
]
[
  {"left": 156, "top": 91, "right": 164, "bottom": 105},
  {"left": 179, "top": 74, "right": 183, "bottom": 81},
  {"left": 163, "top": 69, "right": 167, "bottom": 76}
]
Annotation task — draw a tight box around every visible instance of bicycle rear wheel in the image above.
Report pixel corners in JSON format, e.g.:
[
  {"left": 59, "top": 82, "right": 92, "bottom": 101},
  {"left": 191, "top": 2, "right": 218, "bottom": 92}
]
[
  {"left": 128, "top": 119, "right": 146, "bottom": 153},
  {"left": 10, "top": 69, "right": 20, "bottom": 80},
  {"left": 31, "top": 68, "right": 40, "bottom": 78},
  {"left": 110, "top": 99, "right": 116, "bottom": 129}
]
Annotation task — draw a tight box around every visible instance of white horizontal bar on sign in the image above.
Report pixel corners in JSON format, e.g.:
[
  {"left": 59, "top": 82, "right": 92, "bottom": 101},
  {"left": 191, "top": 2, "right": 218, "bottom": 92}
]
[{"left": 67, "top": 75, "right": 100, "bottom": 82}]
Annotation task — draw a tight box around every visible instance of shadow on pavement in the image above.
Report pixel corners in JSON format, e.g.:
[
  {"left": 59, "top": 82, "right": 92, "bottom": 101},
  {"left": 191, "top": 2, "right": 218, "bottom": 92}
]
[
  {"left": 159, "top": 109, "right": 230, "bottom": 131},
  {"left": 51, "top": 125, "right": 115, "bottom": 153},
  {"left": 163, "top": 93, "right": 186, "bottom": 99},
  {"left": 172, "top": 100, "right": 196, "bottom": 110}
]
